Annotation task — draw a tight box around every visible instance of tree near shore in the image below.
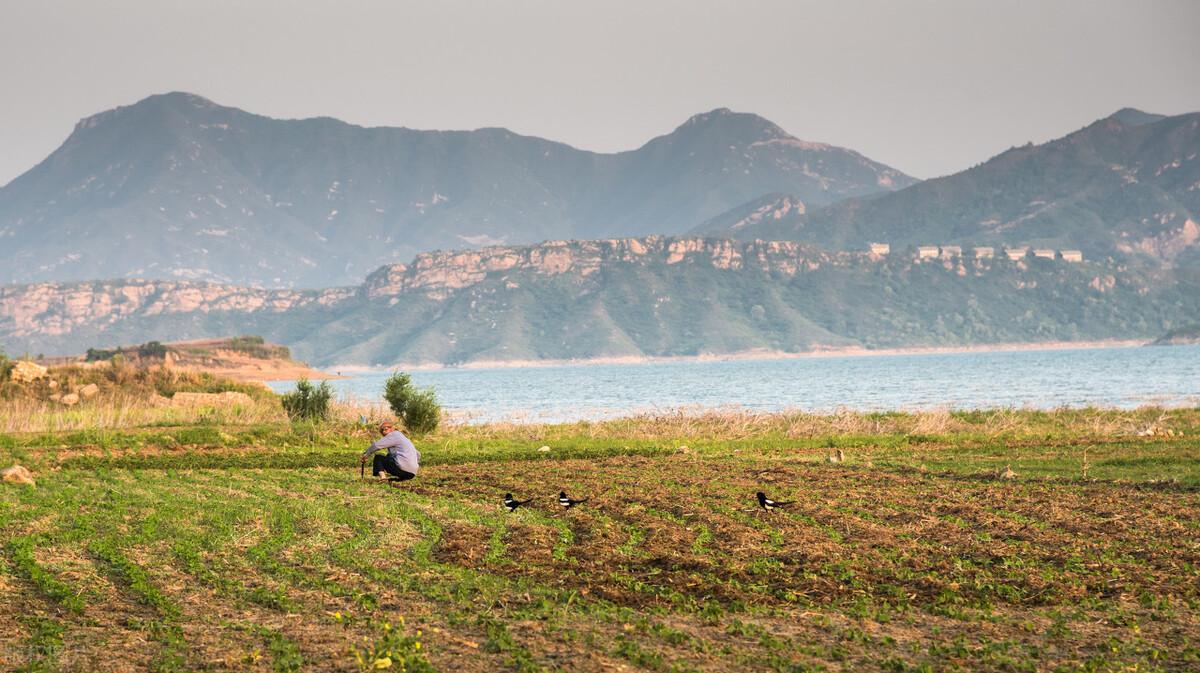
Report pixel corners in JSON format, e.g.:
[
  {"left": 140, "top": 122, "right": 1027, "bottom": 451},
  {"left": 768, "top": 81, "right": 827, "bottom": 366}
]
[{"left": 383, "top": 372, "right": 441, "bottom": 435}]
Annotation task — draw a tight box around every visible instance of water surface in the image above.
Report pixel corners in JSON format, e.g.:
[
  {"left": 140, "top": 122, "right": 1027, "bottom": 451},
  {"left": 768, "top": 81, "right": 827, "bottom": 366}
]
[{"left": 269, "top": 345, "right": 1200, "bottom": 423}]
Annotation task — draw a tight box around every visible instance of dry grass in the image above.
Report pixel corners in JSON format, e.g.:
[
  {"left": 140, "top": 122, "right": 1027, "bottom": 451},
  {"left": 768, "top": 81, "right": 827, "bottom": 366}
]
[
  {"left": 0, "top": 392, "right": 288, "bottom": 434},
  {"left": 435, "top": 404, "right": 1200, "bottom": 443}
]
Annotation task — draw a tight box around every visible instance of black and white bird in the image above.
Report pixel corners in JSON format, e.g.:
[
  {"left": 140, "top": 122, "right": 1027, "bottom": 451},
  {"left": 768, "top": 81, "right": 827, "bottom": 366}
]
[
  {"left": 756, "top": 491, "right": 793, "bottom": 512},
  {"left": 558, "top": 490, "right": 588, "bottom": 509},
  {"left": 503, "top": 493, "right": 532, "bottom": 512}
]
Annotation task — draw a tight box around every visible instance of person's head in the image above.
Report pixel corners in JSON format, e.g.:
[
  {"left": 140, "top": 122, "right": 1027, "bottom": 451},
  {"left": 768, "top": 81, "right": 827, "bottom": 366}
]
[{"left": 378, "top": 421, "right": 395, "bottom": 436}]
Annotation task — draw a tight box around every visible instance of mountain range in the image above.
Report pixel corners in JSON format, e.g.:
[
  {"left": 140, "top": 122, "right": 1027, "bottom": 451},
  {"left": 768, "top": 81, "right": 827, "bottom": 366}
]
[
  {"left": 3, "top": 237, "right": 1197, "bottom": 366},
  {"left": 0, "top": 93, "right": 914, "bottom": 287},
  {"left": 2, "top": 95, "right": 1198, "bottom": 364},
  {"left": 707, "top": 108, "right": 1200, "bottom": 267}
]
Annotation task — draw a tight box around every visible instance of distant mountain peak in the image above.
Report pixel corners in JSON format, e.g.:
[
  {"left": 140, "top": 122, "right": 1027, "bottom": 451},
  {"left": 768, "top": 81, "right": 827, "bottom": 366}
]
[
  {"left": 114, "top": 91, "right": 222, "bottom": 116},
  {"left": 144, "top": 90, "right": 217, "bottom": 105},
  {"left": 678, "top": 107, "right": 786, "bottom": 135},
  {"left": 74, "top": 91, "right": 222, "bottom": 132},
  {"left": 666, "top": 107, "right": 841, "bottom": 153},
  {"left": 683, "top": 107, "right": 736, "bottom": 123},
  {"left": 1107, "top": 107, "right": 1166, "bottom": 127}
]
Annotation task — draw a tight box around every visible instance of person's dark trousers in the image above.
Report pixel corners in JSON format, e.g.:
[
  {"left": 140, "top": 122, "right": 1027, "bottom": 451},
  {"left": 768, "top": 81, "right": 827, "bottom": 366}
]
[{"left": 373, "top": 454, "right": 415, "bottom": 481}]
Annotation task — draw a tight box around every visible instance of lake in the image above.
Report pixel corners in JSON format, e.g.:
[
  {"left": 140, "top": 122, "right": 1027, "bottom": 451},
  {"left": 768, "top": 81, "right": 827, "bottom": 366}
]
[{"left": 268, "top": 345, "right": 1200, "bottom": 423}]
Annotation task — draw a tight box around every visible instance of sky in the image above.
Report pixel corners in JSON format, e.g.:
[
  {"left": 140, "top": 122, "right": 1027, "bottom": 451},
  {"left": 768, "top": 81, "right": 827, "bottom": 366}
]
[{"left": 2, "top": 0, "right": 1199, "bottom": 185}]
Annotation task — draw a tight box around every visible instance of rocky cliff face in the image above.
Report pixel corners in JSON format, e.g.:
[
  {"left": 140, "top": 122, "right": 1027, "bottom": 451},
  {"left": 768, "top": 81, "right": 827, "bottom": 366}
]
[
  {"left": 362, "top": 237, "right": 837, "bottom": 299},
  {"left": 1, "top": 239, "right": 787, "bottom": 332},
  {"left": 3, "top": 236, "right": 1196, "bottom": 365},
  {"left": 0, "top": 280, "right": 354, "bottom": 338},
  {"left": 2, "top": 238, "right": 842, "bottom": 328}
]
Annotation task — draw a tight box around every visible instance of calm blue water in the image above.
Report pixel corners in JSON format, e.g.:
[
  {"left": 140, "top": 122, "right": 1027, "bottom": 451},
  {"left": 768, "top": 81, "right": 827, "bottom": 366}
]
[{"left": 269, "top": 345, "right": 1200, "bottom": 423}]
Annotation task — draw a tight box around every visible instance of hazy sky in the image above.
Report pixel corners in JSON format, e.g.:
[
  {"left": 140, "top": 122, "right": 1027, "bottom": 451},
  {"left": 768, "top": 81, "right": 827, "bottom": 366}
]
[{"left": 2, "top": 0, "right": 1199, "bottom": 185}]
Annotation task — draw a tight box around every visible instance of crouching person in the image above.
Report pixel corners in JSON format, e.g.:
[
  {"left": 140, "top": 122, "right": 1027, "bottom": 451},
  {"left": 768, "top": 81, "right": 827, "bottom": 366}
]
[{"left": 361, "top": 421, "right": 420, "bottom": 485}]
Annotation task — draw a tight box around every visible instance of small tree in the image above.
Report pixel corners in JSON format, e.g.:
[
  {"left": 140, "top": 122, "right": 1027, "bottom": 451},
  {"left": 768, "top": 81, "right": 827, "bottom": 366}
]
[
  {"left": 382, "top": 372, "right": 441, "bottom": 434},
  {"left": 86, "top": 347, "right": 118, "bottom": 362},
  {"left": 281, "top": 378, "right": 333, "bottom": 421},
  {"left": 137, "top": 341, "right": 168, "bottom": 359}
]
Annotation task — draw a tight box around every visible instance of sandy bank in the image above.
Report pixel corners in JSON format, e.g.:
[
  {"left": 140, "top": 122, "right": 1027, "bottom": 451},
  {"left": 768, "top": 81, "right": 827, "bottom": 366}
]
[{"left": 329, "top": 339, "right": 1149, "bottom": 373}]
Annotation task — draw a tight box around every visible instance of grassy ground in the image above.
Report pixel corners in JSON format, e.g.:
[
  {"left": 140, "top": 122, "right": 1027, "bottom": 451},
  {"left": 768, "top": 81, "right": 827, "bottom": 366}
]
[{"left": 1, "top": 407, "right": 1198, "bottom": 672}]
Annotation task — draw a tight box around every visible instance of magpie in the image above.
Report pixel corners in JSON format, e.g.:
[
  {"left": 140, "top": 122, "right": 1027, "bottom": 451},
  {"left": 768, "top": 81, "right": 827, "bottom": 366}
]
[
  {"left": 558, "top": 490, "right": 588, "bottom": 509},
  {"left": 504, "top": 493, "right": 533, "bottom": 512},
  {"left": 756, "top": 491, "right": 793, "bottom": 512}
]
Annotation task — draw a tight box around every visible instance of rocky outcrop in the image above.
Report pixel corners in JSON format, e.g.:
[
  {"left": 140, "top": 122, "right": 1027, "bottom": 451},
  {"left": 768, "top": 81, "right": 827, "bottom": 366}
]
[
  {"left": 9, "top": 360, "right": 48, "bottom": 383},
  {"left": 0, "top": 280, "right": 355, "bottom": 337},
  {"left": 363, "top": 237, "right": 839, "bottom": 298},
  {"left": 1120, "top": 218, "right": 1200, "bottom": 261}
]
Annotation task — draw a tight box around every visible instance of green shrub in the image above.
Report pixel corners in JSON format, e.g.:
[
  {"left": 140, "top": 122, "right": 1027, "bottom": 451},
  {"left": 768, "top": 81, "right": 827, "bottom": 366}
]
[
  {"left": 85, "top": 347, "right": 119, "bottom": 362},
  {"left": 0, "top": 349, "right": 12, "bottom": 382},
  {"left": 227, "top": 335, "right": 290, "bottom": 359},
  {"left": 280, "top": 378, "right": 332, "bottom": 421},
  {"left": 137, "top": 341, "right": 168, "bottom": 359},
  {"left": 382, "top": 372, "right": 441, "bottom": 434}
]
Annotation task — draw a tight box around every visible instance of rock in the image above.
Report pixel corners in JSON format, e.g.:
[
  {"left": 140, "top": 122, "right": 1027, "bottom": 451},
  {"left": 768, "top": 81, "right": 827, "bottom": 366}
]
[
  {"left": 170, "top": 391, "right": 254, "bottom": 407},
  {"left": 2, "top": 465, "right": 35, "bottom": 487},
  {"left": 10, "top": 360, "right": 48, "bottom": 383},
  {"left": 79, "top": 383, "right": 100, "bottom": 399},
  {"left": 1138, "top": 425, "right": 1180, "bottom": 438},
  {"left": 48, "top": 380, "right": 59, "bottom": 390},
  {"left": 537, "top": 445, "right": 551, "bottom": 452},
  {"left": 59, "top": 393, "right": 80, "bottom": 406}
]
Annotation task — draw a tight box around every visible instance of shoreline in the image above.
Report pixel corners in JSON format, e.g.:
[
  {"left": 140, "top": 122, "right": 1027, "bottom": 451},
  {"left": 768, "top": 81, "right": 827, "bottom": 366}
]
[
  {"left": 179, "top": 362, "right": 345, "bottom": 383},
  {"left": 324, "top": 338, "right": 1150, "bottom": 373}
]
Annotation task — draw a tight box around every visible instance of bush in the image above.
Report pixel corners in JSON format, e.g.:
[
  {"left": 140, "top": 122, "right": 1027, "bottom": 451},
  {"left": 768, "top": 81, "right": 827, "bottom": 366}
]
[
  {"left": 227, "top": 335, "right": 290, "bottom": 359},
  {"left": 280, "top": 378, "right": 332, "bottom": 421},
  {"left": 0, "top": 349, "right": 12, "bottom": 382},
  {"left": 137, "top": 341, "right": 168, "bottom": 359},
  {"left": 85, "top": 347, "right": 119, "bottom": 362},
  {"left": 382, "top": 372, "right": 441, "bottom": 434}
]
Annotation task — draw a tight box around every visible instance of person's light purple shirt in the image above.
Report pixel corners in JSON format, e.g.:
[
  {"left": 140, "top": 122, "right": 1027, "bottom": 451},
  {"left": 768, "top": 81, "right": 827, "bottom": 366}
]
[{"left": 362, "top": 430, "right": 420, "bottom": 474}]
